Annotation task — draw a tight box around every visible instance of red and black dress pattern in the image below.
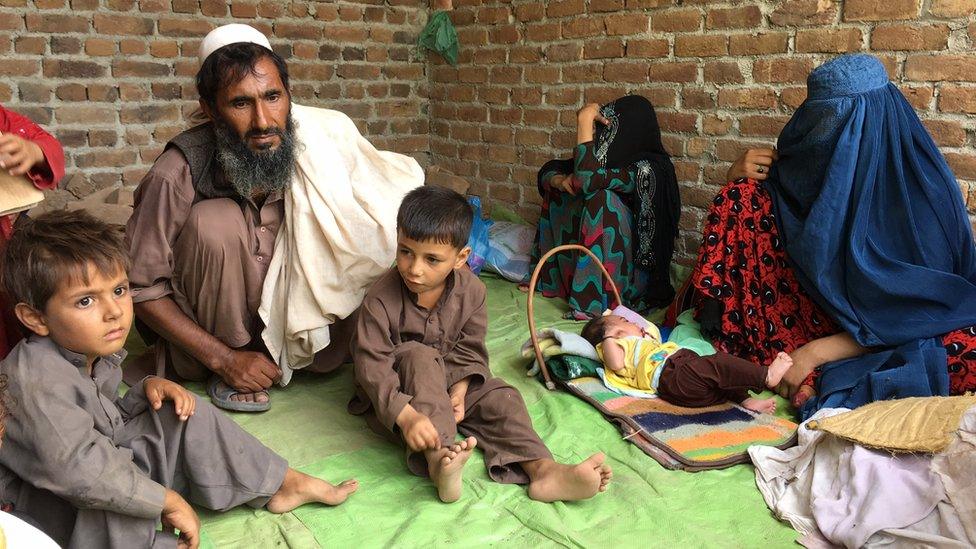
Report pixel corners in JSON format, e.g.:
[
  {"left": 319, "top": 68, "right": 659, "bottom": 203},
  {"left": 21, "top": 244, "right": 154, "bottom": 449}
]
[{"left": 690, "top": 178, "right": 976, "bottom": 394}]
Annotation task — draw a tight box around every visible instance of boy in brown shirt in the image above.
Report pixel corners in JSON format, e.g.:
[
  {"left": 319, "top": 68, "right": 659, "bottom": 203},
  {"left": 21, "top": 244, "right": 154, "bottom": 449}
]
[
  {"left": 350, "top": 186, "right": 612, "bottom": 503},
  {"left": 0, "top": 211, "right": 357, "bottom": 548}
]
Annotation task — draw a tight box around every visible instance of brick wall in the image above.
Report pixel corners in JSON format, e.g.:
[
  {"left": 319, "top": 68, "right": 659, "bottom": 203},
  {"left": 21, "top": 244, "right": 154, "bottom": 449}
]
[
  {"left": 0, "top": 0, "right": 430, "bottom": 222},
  {"left": 428, "top": 0, "right": 976, "bottom": 263}
]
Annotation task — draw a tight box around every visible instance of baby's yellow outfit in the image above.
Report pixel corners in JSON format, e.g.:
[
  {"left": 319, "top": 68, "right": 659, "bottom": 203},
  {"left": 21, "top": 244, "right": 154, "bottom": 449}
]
[{"left": 595, "top": 324, "right": 680, "bottom": 392}]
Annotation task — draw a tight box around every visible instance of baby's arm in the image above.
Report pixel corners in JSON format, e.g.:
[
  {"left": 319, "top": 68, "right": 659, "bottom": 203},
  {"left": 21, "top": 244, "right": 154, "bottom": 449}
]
[{"left": 600, "top": 339, "right": 627, "bottom": 372}]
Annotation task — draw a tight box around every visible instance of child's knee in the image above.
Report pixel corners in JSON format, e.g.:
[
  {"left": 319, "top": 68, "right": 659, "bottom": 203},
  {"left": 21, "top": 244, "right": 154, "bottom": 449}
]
[{"left": 393, "top": 342, "right": 444, "bottom": 374}]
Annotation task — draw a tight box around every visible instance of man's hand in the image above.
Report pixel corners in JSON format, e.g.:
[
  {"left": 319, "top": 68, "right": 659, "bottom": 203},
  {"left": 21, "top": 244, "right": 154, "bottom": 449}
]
[
  {"left": 161, "top": 489, "right": 200, "bottom": 549},
  {"left": 144, "top": 377, "right": 196, "bottom": 421},
  {"left": 0, "top": 132, "right": 45, "bottom": 176},
  {"left": 727, "top": 148, "right": 778, "bottom": 182},
  {"left": 212, "top": 349, "right": 281, "bottom": 393},
  {"left": 395, "top": 405, "right": 440, "bottom": 452}
]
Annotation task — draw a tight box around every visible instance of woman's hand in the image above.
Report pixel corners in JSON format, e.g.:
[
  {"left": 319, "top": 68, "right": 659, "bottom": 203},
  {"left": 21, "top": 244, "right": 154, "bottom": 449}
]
[
  {"left": 549, "top": 174, "right": 576, "bottom": 195},
  {"left": 0, "top": 132, "right": 46, "bottom": 177},
  {"left": 576, "top": 103, "right": 609, "bottom": 144},
  {"left": 727, "top": 148, "right": 778, "bottom": 182}
]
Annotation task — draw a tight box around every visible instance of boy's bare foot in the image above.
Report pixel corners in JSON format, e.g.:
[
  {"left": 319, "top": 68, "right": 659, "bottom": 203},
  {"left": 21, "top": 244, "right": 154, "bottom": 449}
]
[
  {"left": 428, "top": 436, "right": 476, "bottom": 503},
  {"left": 266, "top": 469, "right": 358, "bottom": 513},
  {"left": 524, "top": 453, "right": 611, "bottom": 503},
  {"left": 742, "top": 397, "right": 776, "bottom": 414},
  {"left": 792, "top": 385, "right": 816, "bottom": 408},
  {"left": 765, "top": 352, "right": 794, "bottom": 388},
  {"left": 517, "top": 282, "right": 529, "bottom": 293}
]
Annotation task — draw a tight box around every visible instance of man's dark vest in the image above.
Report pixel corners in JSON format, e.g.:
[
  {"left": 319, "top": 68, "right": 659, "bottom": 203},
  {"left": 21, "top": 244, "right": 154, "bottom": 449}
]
[{"left": 165, "top": 123, "right": 240, "bottom": 203}]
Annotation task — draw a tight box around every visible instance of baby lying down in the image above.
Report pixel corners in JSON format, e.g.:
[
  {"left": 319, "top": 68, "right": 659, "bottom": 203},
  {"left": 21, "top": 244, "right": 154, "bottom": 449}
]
[{"left": 582, "top": 314, "right": 793, "bottom": 413}]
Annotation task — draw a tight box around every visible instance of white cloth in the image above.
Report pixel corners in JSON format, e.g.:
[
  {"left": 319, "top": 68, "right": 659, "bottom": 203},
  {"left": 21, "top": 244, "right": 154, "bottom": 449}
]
[
  {"left": 0, "top": 511, "right": 60, "bottom": 549},
  {"left": 259, "top": 104, "right": 424, "bottom": 384},
  {"left": 750, "top": 407, "right": 976, "bottom": 548},
  {"left": 198, "top": 23, "right": 272, "bottom": 61}
]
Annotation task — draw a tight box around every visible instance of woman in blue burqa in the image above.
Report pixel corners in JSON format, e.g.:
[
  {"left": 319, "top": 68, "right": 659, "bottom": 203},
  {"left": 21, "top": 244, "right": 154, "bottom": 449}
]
[{"left": 679, "top": 53, "right": 976, "bottom": 419}]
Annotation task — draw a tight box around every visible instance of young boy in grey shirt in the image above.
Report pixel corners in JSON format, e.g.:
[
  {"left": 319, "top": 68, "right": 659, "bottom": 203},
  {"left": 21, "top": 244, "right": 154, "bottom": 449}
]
[{"left": 0, "top": 211, "right": 358, "bottom": 548}]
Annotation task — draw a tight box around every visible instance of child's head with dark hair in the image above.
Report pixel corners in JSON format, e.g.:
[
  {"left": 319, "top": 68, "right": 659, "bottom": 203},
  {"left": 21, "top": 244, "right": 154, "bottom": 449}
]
[
  {"left": 397, "top": 185, "right": 473, "bottom": 250},
  {"left": 2, "top": 210, "right": 133, "bottom": 366},
  {"left": 394, "top": 186, "right": 473, "bottom": 300},
  {"left": 581, "top": 314, "right": 644, "bottom": 346}
]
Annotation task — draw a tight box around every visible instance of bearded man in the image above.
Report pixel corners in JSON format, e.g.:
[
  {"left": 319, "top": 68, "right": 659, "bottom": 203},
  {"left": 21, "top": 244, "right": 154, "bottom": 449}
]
[{"left": 126, "top": 24, "right": 421, "bottom": 412}]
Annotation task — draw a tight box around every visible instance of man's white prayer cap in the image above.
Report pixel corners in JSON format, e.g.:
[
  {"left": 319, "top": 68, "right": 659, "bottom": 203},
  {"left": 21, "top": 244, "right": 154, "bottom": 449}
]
[{"left": 198, "top": 23, "right": 273, "bottom": 63}]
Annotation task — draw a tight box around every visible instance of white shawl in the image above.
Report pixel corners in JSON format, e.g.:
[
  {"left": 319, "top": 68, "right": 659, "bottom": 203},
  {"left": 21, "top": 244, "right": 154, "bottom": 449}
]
[{"left": 259, "top": 104, "right": 424, "bottom": 385}]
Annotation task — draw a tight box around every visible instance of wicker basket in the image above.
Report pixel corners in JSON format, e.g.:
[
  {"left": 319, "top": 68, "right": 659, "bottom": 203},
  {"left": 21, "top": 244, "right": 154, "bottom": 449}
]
[{"left": 526, "top": 244, "right": 621, "bottom": 390}]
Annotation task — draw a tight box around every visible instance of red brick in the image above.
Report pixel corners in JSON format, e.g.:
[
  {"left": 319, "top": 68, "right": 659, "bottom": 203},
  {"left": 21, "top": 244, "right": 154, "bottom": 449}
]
[
  {"left": 706, "top": 6, "right": 762, "bottom": 29},
  {"left": 26, "top": 13, "right": 87, "bottom": 33},
  {"left": 119, "top": 39, "right": 147, "bottom": 55},
  {"left": 717, "top": 88, "right": 778, "bottom": 109},
  {"left": 871, "top": 24, "right": 949, "bottom": 51},
  {"left": 515, "top": 128, "right": 549, "bottom": 147},
  {"left": 87, "top": 84, "right": 118, "bottom": 102},
  {"left": 18, "top": 82, "right": 51, "bottom": 103},
  {"left": 51, "top": 36, "right": 82, "bottom": 54},
  {"left": 0, "top": 13, "right": 24, "bottom": 31},
  {"left": 14, "top": 35, "right": 45, "bottom": 54},
  {"left": 682, "top": 88, "right": 715, "bottom": 109},
  {"left": 626, "top": 39, "right": 668, "bottom": 58},
  {"left": 753, "top": 58, "right": 816, "bottom": 83},
  {"left": 939, "top": 85, "right": 976, "bottom": 113},
  {"left": 780, "top": 87, "right": 808, "bottom": 109},
  {"left": 770, "top": 0, "right": 838, "bottom": 26},
  {"left": 55, "top": 83, "right": 86, "bottom": 102},
  {"left": 651, "top": 9, "right": 700, "bottom": 32},
  {"left": 704, "top": 61, "right": 744, "bottom": 84},
  {"left": 457, "top": 66, "right": 488, "bottom": 83},
  {"left": 929, "top": 0, "right": 976, "bottom": 17},
  {"left": 75, "top": 150, "right": 138, "bottom": 169},
  {"left": 796, "top": 28, "right": 863, "bottom": 53},
  {"left": 546, "top": 88, "right": 581, "bottom": 106},
  {"left": 605, "top": 13, "right": 648, "bottom": 35},
  {"left": 906, "top": 54, "right": 976, "bottom": 81},
  {"left": 739, "top": 115, "right": 790, "bottom": 137},
  {"left": 43, "top": 59, "right": 105, "bottom": 78},
  {"left": 561, "top": 17, "right": 604, "bottom": 39},
  {"left": 514, "top": 2, "right": 544, "bottom": 21},
  {"left": 923, "top": 119, "right": 967, "bottom": 146},
  {"left": 93, "top": 14, "right": 154, "bottom": 35},
  {"left": 150, "top": 40, "right": 179, "bottom": 58},
  {"left": 592, "top": 0, "right": 624, "bottom": 11},
  {"left": 899, "top": 85, "right": 934, "bottom": 109},
  {"left": 490, "top": 25, "right": 520, "bottom": 44},
  {"left": 844, "top": 0, "right": 921, "bottom": 21},
  {"left": 583, "top": 39, "right": 622, "bottom": 60},
  {"left": 85, "top": 38, "right": 115, "bottom": 56},
  {"left": 945, "top": 153, "right": 976, "bottom": 180},
  {"left": 256, "top": 0, "right": 283, "bottom": 17},
  {"left": 139, "top": 0, "right": 170, "bottom": 12},
  {"left": 55, "top": 105, "right": 116, "bottom": 125},
  {"left": 35, "top": 0, "right": 64, "bottom": 6},
  {"left": 477, "top": 6, "right": 509, "bottom": 23},
  {"left": 648, "top": 61, "right": 697, "bottom": 83},
  {"left": 112, "top": 60, "right": 170, "bottom": 78},
  {"left": 546, "top": 0, "right": 584, "bottom": 18},
  {"left": 510, "top": 46, "right": 542, "bottom": 63},
  {"left": 675, "top": 35, "right": 728, "bottom": 57},
  {"left": 157, "top": 18, "right": 212, "bottom": 37},
  {"left": 525, "top": 65, "right": 560, "bottom": 84},
  {"left": 703, "top": 114, "right": 733, "bottom": 135},
  {"left": 730, "top": 32, "right": 789, "bottom": 55},
  {"left": 604, "top": 62, "right": 649, "bottom": 83},
  {"left": 275, "top": 21, "right": 322, "bottom": 40},
  {"left": 525, "top": 22, "right": 560, "bottom": 42}
]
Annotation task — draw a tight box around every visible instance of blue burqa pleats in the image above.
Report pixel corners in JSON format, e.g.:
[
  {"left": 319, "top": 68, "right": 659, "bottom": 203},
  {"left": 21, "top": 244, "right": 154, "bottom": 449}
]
[{"left": 763, "top": 54, "right": 976, "bottom": 418}]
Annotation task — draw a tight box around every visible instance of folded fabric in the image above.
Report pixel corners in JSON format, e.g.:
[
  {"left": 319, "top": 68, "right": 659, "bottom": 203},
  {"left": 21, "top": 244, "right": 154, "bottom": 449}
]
[
  {"left": 544, "top": 355, "right": 602, "bottom": 381},
  {"left": 521, "top": 328, "right": 599, "bottom": 376},
  {"left": 259, "top": 104, "right": 424, "bottom": 385}
]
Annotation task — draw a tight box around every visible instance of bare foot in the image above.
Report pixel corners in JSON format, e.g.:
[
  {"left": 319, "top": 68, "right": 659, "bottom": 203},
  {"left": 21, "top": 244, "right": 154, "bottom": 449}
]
[
  {"left": 792, "top": 385, "right": 816, "bottom": 408},
  {"left": 428, "top": 436, "right": 476, "bottom": 503},
  {"left": 517, "top": 282, "right": 529, "bottom": 293},
  {"left": 525, "top": 453, "right": 611, "bottom": 503},
  {"left": 764, "top": 352, "right": 794, "bottom": 388},
  {"left": 266, "top": 469, "right": 358, "bottom": 513},
  {"left": 742, "top": 397, "right": 776, "bottom": 414},
  {"left": 230, "top": 390, "right": 269, "bottom": 404}
]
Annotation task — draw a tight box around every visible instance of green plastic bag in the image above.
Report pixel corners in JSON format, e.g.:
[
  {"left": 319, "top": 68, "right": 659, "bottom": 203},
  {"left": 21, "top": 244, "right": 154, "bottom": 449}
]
[{"left": 417, "top": 11, "right": 459, "bottom": 66}]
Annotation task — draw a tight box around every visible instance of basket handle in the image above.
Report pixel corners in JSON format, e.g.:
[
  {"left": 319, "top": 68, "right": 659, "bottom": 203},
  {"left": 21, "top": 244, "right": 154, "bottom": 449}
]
[{"left": 526, "top": 244, "right": 623, "bottom": 390}]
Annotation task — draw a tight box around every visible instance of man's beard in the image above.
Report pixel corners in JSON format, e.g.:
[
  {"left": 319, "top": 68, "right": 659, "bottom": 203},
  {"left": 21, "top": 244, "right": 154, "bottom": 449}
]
[{"left": 213, "top": 113, "right": 299, "bottom": 199}]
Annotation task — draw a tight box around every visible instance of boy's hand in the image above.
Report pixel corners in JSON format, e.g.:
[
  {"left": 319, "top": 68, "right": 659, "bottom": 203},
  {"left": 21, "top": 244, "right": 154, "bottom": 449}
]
[
  {"left": 162, "top": 489, "right": 200, "bottom": 549},
  {"left": 144, "top": 377, "right": 196, "bottom": 421},
  {"left": 448, "top": 377, "right": 471, "bottom": 423},
  {"left": 396, "top": 405, "right": 440, "bottom": 452},
  {"left": 0, "top": 132, "right": 45, "bottom": 176}
]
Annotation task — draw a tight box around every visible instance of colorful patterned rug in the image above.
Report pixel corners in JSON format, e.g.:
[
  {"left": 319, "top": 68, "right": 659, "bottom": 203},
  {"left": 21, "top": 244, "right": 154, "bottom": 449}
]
[{"left": 561, "top": 376, "right": 798, "bottom": 471}]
